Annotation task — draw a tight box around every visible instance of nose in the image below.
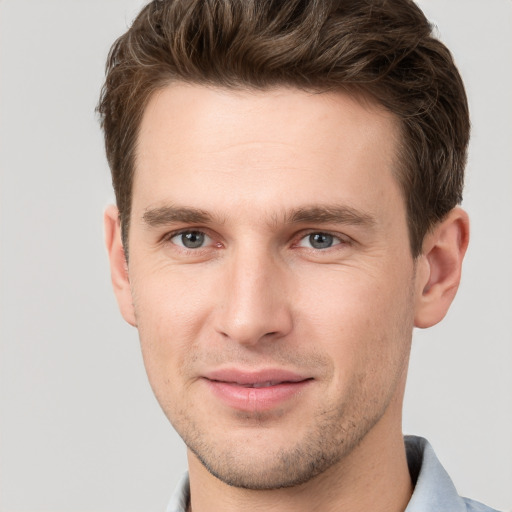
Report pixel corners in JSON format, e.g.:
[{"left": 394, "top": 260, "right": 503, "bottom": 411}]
[{"left": 214, "top": 248, "right": 293, "bottom": 346}]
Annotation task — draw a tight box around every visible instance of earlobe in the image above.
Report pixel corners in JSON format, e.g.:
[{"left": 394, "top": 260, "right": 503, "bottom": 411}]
[
  {"left": 414, "top": 208, "right": 470, "bottom": 329},
  {"left": 104, "top": 205, "right": 137, "bottom": 327}
]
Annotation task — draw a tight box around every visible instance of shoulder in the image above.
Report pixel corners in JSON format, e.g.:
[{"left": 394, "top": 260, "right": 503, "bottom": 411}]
[
  {"left": 404, "top": 436, "right": 503, "bottom": 512},
  {"left": 462, "top": 497, "right": 503, "bottom": 512}
]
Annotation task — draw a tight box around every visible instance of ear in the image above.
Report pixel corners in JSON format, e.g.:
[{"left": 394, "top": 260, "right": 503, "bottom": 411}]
[
  {"left": 104, "top": 205, "right": 137, "bottom": 327},
  {"left": 414, "top": 207, "right": 470, "bottom": 328}
]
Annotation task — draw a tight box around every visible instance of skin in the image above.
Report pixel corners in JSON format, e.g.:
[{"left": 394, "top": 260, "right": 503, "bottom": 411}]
[{"left": 105, "top": 84, "right": 469, "bottom": 512}]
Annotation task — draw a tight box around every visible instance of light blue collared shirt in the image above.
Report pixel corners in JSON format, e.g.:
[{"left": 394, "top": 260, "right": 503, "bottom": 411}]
[{"left": 166, "top": 436, "right": 500, "bottom": 512}]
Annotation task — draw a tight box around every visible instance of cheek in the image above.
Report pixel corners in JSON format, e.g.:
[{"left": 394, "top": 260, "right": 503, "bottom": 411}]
[
  {"left": 295, "top": 264, "right": 414, "bottom": 386},
  {"left": 133, "top": 262, "right": 214, "bottom": 332},
  {"left": 130, "top": 269, "right": 213, "bottom": 392},
  {"left": 297, "top": 263, "right": 410, "bottom": 333}
]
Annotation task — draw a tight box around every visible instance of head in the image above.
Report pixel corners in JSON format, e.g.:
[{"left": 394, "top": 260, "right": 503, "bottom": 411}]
[
  {"left": 100, "top": 0, "right": 470, "bottom": 492},
  {"left": 98, "top": 0, "right": 469, "bottom": 258}
]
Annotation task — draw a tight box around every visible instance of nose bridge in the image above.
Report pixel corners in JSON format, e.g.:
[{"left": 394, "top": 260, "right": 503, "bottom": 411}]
[{"left": 215, "top": 243, "right": 292, "bottom": 345}]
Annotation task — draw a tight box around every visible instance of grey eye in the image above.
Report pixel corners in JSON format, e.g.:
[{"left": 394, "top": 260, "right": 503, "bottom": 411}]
[
  {"left": 298, "top": 232, "right": 341, "bottom": 250},
  {"left": 309, "top": 233, "right": 334, "bottom": 249},
  {"left": 171, "top": 231, "right": 209, "bottom": 249}
]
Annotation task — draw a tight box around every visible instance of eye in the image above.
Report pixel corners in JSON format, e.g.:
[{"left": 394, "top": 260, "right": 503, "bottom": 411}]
[
  {"left": 170, "top": 230, "right": 212, "bottom": 249},
  {"left": 297, "top": 232, "right": 342, "bottom": 250}
]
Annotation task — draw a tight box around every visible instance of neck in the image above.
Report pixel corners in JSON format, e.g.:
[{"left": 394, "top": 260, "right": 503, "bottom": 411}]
[{"left": 186, "top": 420, "right": 412, "bottom": 512}]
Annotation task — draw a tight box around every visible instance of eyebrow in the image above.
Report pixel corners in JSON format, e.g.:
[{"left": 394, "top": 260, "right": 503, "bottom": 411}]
[
  {"left": 142, "top": 204, "right": 376, "bottom": 229},
  {"left": 287, "top": 205, "right": 376, "bottom": 227},
  {"left": 142, "top": 206, "right": 216, "bottom": 227}
]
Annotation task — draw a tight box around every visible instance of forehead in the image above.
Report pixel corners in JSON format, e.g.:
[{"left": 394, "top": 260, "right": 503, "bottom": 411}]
[
  {"left": 133, "top": 83, "right": 402, "bottom": 223},
  {"left": 137, "top": 83, "right": 398, "bottom": 157}
]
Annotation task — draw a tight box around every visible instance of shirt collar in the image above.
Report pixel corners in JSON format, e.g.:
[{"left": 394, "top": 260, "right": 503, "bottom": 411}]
[
  {"left": 166, "top": 472, "right": 190, "bottom": 512},
  {"left": 404, "top": 435, "right": 468, "bottom": 512}
]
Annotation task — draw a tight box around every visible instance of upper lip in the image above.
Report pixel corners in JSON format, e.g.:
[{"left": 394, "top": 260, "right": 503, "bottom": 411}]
[{"left": 203, "top": 368, "right": 311, "bottom": 386}]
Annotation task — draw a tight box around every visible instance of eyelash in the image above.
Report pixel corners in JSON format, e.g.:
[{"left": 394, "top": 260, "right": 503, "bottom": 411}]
[
  {"left": 163, "top": 229, "right": 219, "bottom": 251},
  {"left": 162, "top": 229, "right": 351, "bottom": 252},
  {"left": 295, "top": 231, "right": 348, "bottom": 250}
]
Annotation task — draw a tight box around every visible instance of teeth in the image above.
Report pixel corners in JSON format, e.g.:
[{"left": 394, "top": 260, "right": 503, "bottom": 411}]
[
  {"left": 242, "top": 381, "right": 278, "bottom": 388},
  {"left": 253, "top": 381, "right": 274, "bottom": 388}
]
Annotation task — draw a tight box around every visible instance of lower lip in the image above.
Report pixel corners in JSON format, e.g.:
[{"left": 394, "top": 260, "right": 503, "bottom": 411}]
[{"left": 204, "top": 379, "right": 312, "bottom": 412}]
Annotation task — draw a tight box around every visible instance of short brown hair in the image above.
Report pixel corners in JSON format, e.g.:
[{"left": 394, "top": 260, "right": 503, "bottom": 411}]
[{"left": 98, "top": 0, "right": 469, "bottom": 257}]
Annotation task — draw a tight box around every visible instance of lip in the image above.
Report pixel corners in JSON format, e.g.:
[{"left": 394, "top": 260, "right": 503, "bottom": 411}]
[{"left": 202, "top": 368, "right": 313, "bottom": 412}]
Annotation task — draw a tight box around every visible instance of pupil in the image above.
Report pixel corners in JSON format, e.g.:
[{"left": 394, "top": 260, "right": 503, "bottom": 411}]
[
  {"left": 182, "top": 231, "right": 205, "bottom": 248},
  {"left": 310, "top": 233, "right": 333, "bottom": 249}
]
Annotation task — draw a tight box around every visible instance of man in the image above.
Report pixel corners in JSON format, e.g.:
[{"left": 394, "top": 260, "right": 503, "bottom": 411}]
[{"left": 98, "top": 1, "right": 499, "bottom": 511}]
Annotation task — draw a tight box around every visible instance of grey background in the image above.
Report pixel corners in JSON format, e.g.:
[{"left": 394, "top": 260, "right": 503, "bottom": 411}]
[{"left": 0, "top": 1, "right": 510, "bottom": 510}]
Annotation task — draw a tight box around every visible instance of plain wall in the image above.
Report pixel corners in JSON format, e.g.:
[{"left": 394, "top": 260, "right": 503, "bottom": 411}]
[{"left": 0, "top": 1, "right": 510, "bottom": 510}]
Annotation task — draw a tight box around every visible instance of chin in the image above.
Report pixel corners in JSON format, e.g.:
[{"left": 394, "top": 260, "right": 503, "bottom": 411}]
[
  {"left": 180, "top": 408, "right": 377, "bottom": 491},
  {"left": 191, "top": 444, "right": 341, "bottom": 490}
]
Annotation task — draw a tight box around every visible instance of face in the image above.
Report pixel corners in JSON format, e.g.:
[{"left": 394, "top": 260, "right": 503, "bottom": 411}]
[{"left": 120, "top": 84, "right": 421, "bottom": 489}]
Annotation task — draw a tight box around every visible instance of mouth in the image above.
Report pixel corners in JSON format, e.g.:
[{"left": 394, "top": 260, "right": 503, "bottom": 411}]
[
  {"left": 202, "top": 369, "right": 313, "bottom": 412},
  {"left": 233, "top": 380, "right": 296, "bottom": 388}
]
